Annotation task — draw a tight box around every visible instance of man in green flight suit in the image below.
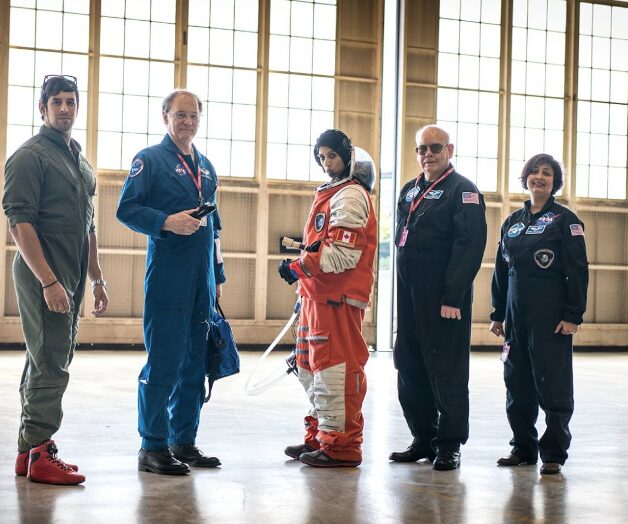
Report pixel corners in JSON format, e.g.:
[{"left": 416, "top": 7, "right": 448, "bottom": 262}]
[{"left": 2, "top": 75, "right": 109, "bottom": 485}]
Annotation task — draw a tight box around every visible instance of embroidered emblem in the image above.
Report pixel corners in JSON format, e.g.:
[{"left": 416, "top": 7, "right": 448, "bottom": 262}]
[
  {"left": 534, "top": 249, "right": 555, "bottom": 269},
  {"left": 425, "top": 190, "right": 444, "bottom": 200},
  {"left": 129, "top": 158, "right": 144, "bottom": 178},
  {"left": 526, "top": 225, "right": 546, "bottom": 235},
  {"left": 533, "top": 212, "right": 560, "bottom": 226},
  {"left": 314, "top": 213, "right": 326, "bottom": 232},
  {"left": 333, "top": 229, "right": 357, "bottom": 247},
  {"left": 405, "top": 187, "right": 420, "bottom": 202},
  {"left": 507, "top": 222, "right": 525, "bottom": 238},
  {"left": 200, "top": 167, "right": 210, "bottom": 178},
  {"left": 175, "top": 164, "right": 186, "bottom": 176},
  {"left": 570, "top": 224, "right": 584, "bottom": 237},
  {"left": 462, "top": 192, "right": 479, "bottom": 204}
]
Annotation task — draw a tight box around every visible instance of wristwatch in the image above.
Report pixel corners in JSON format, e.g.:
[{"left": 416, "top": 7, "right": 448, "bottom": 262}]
[{"left": 92, "top": 278, "right": 107, "bottom": 289}]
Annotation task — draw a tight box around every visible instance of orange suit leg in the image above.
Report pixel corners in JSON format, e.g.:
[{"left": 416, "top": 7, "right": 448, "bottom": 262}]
[{"left": 295, "top": 297, "right": 369, "bottom": 462}]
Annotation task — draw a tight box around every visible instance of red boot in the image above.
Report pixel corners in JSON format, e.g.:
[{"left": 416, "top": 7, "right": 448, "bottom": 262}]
[
  {"left": 27, "top": 441, "right": 85, "bottom": 485},
  {"left": 16, "top": 450, "right": 79, "bottom": 476}
]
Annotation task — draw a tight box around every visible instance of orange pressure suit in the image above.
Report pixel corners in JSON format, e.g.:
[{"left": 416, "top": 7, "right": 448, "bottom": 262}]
[{"left": 293, "top": 177, "right": 377, "bottom": 463}]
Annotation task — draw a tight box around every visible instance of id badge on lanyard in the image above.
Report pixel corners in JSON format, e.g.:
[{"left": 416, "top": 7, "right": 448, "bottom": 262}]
[
  {"left": 177, "top": 153, "right": 207, "bottom": 226},
  {"left": 399, "top": 167, "right": 454, "bottom": 247},
  {"left": 177, "top": 152, "right": 202, "bottom": 205},
  {"left": 399, "top": 228, "right": 409, "bottom": 247}
]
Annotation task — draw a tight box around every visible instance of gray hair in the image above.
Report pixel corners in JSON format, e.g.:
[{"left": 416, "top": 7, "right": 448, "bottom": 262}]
[{"left": 162, "top": 89, "right": 203, "bottom": 114}]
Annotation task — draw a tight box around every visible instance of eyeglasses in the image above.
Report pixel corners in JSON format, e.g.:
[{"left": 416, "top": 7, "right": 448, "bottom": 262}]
[
  {"left": 169, "top": 111, "right": 200, "bottom": 122},
  {"left": 43, "top": 74, "right": 78, "bottom": 87},
  {"left": 416, "top": 143, "right": 448, "bottom": 155}
]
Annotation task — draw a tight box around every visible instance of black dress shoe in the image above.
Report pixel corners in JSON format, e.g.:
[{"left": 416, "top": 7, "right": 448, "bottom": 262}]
[
  {"left": 433, "top": 449, "right": 461, "bottom": 471},
  {"left": 169, "top": 444, "right": 221, "bottom": 468},
  {"left": 497, "top": 453, "right": 537, "bottom": 466},
  {"left": 285, "top": 443, "right": 316, "bottom": 459},
  {"left": 138, "top": 449, "right": 190, "bottom": 475},
  {"left": 299, "top": 450, "right": 361, "bottom": 468},
  {"left": 389, "top": 445, "right": 436, "bottom": 463},
  {"left": 540, "top": 462, "right": 561, "bottom": 474}
]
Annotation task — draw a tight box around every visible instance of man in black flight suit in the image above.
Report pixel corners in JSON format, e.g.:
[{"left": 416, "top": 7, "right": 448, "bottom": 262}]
[{"left": 390, "top": 125, "right": 487, "bottom": 471}]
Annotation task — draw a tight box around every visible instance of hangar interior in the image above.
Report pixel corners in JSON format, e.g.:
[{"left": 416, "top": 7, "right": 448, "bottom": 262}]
[
  {"left": 1, "top": 0, "right": 627, "bottom": 349},
  {"left": 1, "top": 1, "right": 628, "bottom": 523}
]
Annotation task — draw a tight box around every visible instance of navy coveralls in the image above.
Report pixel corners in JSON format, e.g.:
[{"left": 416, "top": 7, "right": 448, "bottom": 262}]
[
  {"left": 394, "top": 166, "right": 487, "bottom": 452},
  {"left": 491, "top": 197, "right": 588, "bottom": 464},
  {"left": 116, "top": 134, "right": 225, "bottom": 451}
]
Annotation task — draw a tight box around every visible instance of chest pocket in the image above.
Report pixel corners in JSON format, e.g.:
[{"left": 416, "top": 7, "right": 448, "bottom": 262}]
[
  {"left": 413, "top": 191, "right": 449, "bottom": 223},
  {"left": 201, "top": 165, "right": 217, "bottom": 199},
  {"left": 78, "top": 157, "right": 96, "bottom": 196}
]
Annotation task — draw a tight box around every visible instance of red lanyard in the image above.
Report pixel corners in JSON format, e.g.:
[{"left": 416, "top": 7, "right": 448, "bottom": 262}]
[
  {"left": 177, "top": 152, "right": 202, "bottom": 203},
  {"left": 404, "top": 166, "right": 454, "bottom": 229}
]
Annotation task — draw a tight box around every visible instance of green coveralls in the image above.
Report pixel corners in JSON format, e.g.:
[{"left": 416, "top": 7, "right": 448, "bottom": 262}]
[{"left": 2, "top": 125, "right": 95, "bottom": 452}]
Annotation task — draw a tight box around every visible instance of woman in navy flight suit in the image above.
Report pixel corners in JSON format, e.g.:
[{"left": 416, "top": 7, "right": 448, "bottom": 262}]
[{"left": 489, "top": 154, "right": 588, "bottom": 475}]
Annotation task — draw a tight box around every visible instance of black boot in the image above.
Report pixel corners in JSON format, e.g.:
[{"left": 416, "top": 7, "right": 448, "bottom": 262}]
[
  {"left": 433, "top": 449, "right": 461, "bottom": 471},
  {"left": 284, "top": 443, "right": 316, "bottom": 460},
  {"left": 169, "top": 444, "right": 221, "bottom": 468},
  {"left": 299, "top": 450, "right": 361, "bottom": 468},
  {"left": 138, "top": 449, "right": 190, "bottom": 475}
]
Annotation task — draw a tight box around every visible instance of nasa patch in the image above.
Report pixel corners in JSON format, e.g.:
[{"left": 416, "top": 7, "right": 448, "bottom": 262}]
[
  {"left": 526, "top": 225, "right": 546, "bottom": 235},
  {"left": 200, "top": 167, "right": 210, "bottom": 179},
  {"left": 534, "top": 249, "right": 555, "bottom": 269},
  {"left": 533, "top": 212, "right": 560, "bottom": 226},
  {"left": 314, "top": 212, "right": 326, "bottom": 232},
  {"left": 507, "top": 222, "right": 525, "bottom": 238},
  {"left": 175, "top": 164, "right": 186, "bottom": 176},
  {"left": 405, "top": 187, "right": 420, "bottom": 202},
  {"left": 425, "top": 190, "right": 444, "bottom": 200},
  {"left": 129, "top": 158, "right": 144, "bottom": 178}
]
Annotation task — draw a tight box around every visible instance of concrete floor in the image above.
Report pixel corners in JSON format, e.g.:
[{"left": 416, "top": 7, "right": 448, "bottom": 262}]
[{"left": 0, "top": 349, "right": 627, "bottom": 524}]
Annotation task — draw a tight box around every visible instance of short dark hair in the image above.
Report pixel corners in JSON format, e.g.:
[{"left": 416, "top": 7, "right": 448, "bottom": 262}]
[
  {"left": 520, "top": 153, "right": 564, "bottom": 195},
  {"left": 162, "top": 89, "right": 203, "bottom": 114},
  {"left": 39, "top": 75, "right": 79, "bottom": 115}
]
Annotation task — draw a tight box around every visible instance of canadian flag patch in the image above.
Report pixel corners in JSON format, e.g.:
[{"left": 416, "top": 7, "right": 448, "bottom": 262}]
[{"left": 333, "top": 229, "right": 357, "bottom": 247}]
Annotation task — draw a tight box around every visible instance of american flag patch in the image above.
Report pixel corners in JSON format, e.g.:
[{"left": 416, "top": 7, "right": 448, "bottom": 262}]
[
  {"left": 333, "top": 229, "right": 357, "bottom": 247},
  {"left": 462, "top": 192, "right": 479, "bottom": 204},
  {"left": 570, "top": 224, "right": 584, "bottom": 237}
]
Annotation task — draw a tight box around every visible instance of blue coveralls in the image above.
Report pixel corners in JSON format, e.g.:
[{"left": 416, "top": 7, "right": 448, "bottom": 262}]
[{"left": 116, "top": 134, "right": 225, "bottom": 451}]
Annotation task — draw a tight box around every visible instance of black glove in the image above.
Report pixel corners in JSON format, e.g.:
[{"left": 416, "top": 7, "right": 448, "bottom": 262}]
[
  {"left": 305, "top": 240, "right": 321, "bottom": 253},
  {"left": 278, "top": 259, "right": 299, "bottom": 285}
]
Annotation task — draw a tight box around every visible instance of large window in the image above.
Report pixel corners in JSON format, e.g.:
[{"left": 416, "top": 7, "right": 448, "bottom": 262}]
[
  {"left": 436, "top": 0, "right": 501, "bottom": 192},
  {"left": 97, "top": 0, "right": 175, "bottom": 170},
  {"left": 186, "top": 0, "right": 258, "bottom": 178},
  {"left": 576, "top": 2, "right": 628, "bottom": 200},
  {"left": 509, "top": 0, "right": 566, "bottom": 193},
  {"left": 266, "top": 0, "right": 336, "bottom": 182},
  {"left": 6, "top": 0, "right": 90, "bottom": 155}
]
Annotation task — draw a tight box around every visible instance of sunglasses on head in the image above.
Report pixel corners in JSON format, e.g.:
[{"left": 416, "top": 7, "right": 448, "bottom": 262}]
[
  {"left": 416, "top": 143, "right": 448, "bottom": 155},
  {"left": 43, "top": 74, "right": 78, "bottom": 87}
]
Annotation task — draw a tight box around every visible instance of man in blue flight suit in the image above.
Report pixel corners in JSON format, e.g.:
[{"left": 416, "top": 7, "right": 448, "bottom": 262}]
[{"left": 117, "top": 89, "right": 226, "bottom": 475}]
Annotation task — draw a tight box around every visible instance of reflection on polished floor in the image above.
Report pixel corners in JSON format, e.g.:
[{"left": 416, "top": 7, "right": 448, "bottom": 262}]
[{"left": 0, "top": 350, "right": 627, "bottom": 523}]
